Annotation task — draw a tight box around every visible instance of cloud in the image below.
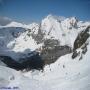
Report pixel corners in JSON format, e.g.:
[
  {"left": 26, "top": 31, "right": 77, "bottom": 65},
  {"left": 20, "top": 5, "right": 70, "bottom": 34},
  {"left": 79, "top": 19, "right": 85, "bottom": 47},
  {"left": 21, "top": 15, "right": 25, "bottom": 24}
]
[{"left": 0, "top": 16, "right": 12, "bottom": 26}]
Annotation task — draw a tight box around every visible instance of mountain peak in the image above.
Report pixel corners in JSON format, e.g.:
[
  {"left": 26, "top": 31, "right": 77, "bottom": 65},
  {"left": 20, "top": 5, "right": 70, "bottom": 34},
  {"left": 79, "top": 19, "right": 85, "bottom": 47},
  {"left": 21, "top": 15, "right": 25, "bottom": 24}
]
[
  {"left": 46, "top": 14, "right": 55, "bottom": 19},
  {"left": 45, "top": 14, "right": 65, "bottom": 21}
]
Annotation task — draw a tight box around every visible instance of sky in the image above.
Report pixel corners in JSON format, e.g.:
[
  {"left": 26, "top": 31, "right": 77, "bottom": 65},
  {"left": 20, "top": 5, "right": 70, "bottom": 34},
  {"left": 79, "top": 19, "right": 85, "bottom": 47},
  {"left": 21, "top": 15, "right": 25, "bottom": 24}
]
[{"left": 0, "top": 0, "right": 90, "bottom": 23}]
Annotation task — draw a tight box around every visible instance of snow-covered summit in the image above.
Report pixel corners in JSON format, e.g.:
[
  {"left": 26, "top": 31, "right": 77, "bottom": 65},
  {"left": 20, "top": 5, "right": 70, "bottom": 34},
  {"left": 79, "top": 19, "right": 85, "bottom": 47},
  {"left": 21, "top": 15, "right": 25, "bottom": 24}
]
[{"left": 41, "top": 15, "right": 89, "bottom": 47}]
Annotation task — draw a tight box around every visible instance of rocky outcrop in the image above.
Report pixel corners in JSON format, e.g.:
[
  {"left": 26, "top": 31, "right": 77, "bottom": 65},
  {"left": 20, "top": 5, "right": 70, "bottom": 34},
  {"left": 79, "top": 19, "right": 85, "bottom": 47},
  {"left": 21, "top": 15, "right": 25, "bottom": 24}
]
[
  {"left": 73, "top": 26, "right": 90, "bottom": 50},
  {"left": 40, "top": 39, "right": 72, "bottom": 64},
  {"left": 27, "top": 25, "right": 45, "bottom": 44},
  {"left": 72, "top": 26, "right": 90, "bottom": 59}
]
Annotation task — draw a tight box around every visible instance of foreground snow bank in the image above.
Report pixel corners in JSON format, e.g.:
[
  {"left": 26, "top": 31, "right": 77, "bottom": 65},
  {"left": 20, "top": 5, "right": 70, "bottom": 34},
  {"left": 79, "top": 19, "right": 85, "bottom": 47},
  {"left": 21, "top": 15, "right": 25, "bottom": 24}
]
[
  {"left": 0, "top": 66, "right": 50, "bottom": 90},
  {"left": 24, "top": 41, "right": 90, "bottom": 90},
  {"left": 0, "top": 44, "right": 90, "bottom": 90}
]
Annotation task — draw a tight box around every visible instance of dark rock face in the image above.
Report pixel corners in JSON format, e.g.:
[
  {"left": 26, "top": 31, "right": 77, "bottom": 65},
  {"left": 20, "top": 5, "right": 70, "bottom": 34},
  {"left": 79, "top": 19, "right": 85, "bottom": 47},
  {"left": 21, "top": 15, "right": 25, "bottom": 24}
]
[
  {"left": 0, "top": 52, "right": 44, "bottom": 71},
  {"left": 31, "top": 29, "right": 45, "bottom": 44},
  {"left": 19, "top": 52, "right": 44, "bottom": 71},
  {"left": 0, "top": 56, "right": 24, "bottom": 70},
  {"left": 72, "top": 51, "right": 80, "bottom": 59},
  {"left": 81, "top": 43, "right": 88, "bottom": 54},
  {"left": 40, "top": 39, "right": 72, "bottom": 65},
  {"left": 27, "top": 25, "right": 45, "bottom": 44},
  {"left": 44, "top": 39, "right": 60, "bottom": 47},
  {"left": 73, "top": 26, "right": 90, "bottom": 50},
  {"left": 11, "top": 27, "right": 26, "bottom": 38},
  {"left": 72, "top": 26, "right": 90, "bottom": 59}
]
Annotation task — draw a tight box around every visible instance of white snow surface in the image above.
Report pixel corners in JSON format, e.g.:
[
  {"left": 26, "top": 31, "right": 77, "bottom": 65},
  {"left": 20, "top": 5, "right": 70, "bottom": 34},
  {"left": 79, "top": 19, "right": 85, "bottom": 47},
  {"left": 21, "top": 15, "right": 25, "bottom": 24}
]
[
  {"left": 0, "top": 66, "right": 49, "bottom": 90},
  {"left": 23, "top": 39, "right": 90, "bottom": 90}
]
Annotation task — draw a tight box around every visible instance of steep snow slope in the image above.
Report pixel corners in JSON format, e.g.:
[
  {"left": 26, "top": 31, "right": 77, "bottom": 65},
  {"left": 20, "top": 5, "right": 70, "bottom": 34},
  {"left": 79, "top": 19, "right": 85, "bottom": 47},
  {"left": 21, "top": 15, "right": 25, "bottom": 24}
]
[
  {"left": 41, "top": 15, "right": 90, "bottom": 47},
  {"left": 0, "top": 66, "right": 49, "bottom": 90},
  {"left": 24, "top": 37, "right": 90, "bottom": 90},
  {"left": 0, "top": 40, "right": 90, "bottom": 90}
]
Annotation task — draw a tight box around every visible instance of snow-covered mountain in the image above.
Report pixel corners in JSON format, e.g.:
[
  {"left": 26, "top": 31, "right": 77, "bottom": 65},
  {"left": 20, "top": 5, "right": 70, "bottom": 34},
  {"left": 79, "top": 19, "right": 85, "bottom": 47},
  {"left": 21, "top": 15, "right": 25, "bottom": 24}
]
[
  {"left": 0, "top": 15, "right": 89, "bottom": 61},
  {"left": 0, "top": 15, "right": 90, "bottom": 90}
]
